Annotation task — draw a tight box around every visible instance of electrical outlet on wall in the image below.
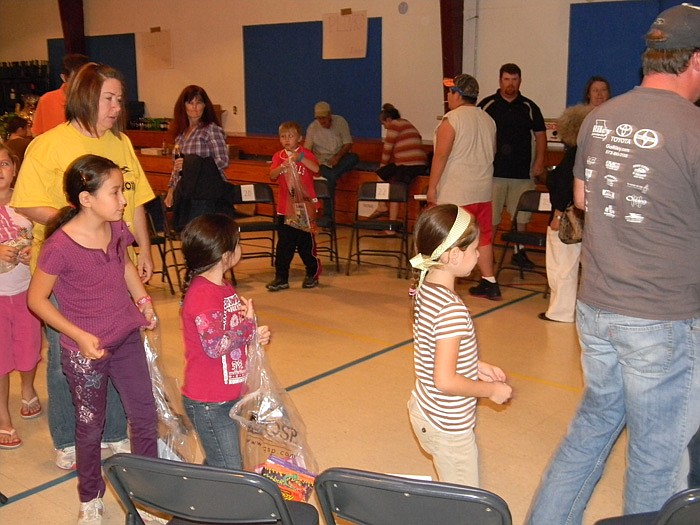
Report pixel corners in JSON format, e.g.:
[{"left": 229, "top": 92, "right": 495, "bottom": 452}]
[{"left": 233, "top": 106, "right": 238, "bottom": 114}]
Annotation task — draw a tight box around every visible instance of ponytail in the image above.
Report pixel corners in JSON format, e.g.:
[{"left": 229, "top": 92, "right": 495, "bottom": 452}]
[{"left": 45, "top": 206, "right": 79, "bottom": 238}]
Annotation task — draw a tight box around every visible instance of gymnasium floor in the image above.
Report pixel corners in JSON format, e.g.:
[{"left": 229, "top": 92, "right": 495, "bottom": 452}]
[{"left": 0, "top": 227, "right": 626, "bottom": 524}]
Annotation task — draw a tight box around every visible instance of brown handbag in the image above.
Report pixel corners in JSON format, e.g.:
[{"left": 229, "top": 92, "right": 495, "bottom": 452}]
[{"left": 558, "top": 205, "right": 584, "bottom": 244}]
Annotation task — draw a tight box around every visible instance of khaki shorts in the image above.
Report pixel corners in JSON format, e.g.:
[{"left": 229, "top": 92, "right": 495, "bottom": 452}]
[{"left": 492, "top": 177, "right": 535, "bottom": 227}]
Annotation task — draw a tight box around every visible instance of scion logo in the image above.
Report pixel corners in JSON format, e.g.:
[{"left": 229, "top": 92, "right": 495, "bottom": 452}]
[
  {"left": 634, "top": 129, "right": 659, "bottom": 149},
  {"left": 616, "top": 124, "right": 634, "bottom": 137}
]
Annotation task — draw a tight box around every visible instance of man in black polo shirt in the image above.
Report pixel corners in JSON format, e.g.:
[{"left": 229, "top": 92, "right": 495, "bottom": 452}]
[{"left": 478, "top": 63, "right": 547, "bottom": 270}]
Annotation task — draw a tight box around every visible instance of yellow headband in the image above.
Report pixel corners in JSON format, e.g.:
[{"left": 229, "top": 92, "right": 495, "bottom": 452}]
[{"left": 409, "top": 207, "right": 472, "bottom": 289}]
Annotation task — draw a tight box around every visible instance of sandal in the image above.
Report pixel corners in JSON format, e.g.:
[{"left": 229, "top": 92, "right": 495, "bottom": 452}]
[
  {"left": 20, "top": 396, "right": 42, "bottom": 419},
  {"left": 0, "top": 428, "right": 22, "bottom": 450}
]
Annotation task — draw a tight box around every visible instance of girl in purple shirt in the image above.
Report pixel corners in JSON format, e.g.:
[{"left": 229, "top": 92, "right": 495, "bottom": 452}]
[{"left": 27, "top": 154, "right": 158, "bottom": 524}]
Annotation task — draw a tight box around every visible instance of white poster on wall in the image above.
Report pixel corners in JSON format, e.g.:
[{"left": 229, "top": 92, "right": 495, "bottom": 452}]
[
  {"left": 322, "top": 11, "right": 368, "bottom": 59},
  {"left": 141, "top": 29, "right": 173, "bottom": 70}
]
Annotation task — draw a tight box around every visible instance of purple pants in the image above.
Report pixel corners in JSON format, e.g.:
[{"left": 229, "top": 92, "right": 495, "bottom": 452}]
[{"left": 61, "top": 330, "right": 157, "bottom": 502}]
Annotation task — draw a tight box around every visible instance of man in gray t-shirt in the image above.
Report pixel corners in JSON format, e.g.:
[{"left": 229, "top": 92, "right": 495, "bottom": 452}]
[
  {"left": 304, "top": 101, "right": 359, "bottom": 221},
  {"left": 527, "top": 4, "right": 700, "bottom": 523}
]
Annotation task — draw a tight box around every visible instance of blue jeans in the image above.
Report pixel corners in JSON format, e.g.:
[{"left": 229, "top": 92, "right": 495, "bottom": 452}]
[
  {"left": 527, "top": 301, "right": 700, "bottom": 524},
  {"left": 689, "top": 426, "right": 700, "bottom": 488},
  {"left": 319, "top": 152, "right": 359, "bottom": 221},
  {"left": 46, "top": 295, "right": 128, "bottom": 450},
  {"left": 183, "top": 395, "right": 242, "bottom": 469}
]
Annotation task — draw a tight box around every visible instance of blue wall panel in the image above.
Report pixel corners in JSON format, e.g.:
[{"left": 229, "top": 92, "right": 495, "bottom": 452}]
[
  {"left": 48, "top": 34, "right": 138, "bottom": 102},
  {"left": 244, "top": 18, "right": 382, "bottom": 138}
]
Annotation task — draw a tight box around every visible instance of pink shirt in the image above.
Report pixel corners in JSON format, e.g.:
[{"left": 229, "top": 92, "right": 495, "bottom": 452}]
[
  {"left": 181, "top": 276, "right": 254, "bottom": 402},
  {"left": 0, "top": 204, "right": 32, "bottom": 296}
]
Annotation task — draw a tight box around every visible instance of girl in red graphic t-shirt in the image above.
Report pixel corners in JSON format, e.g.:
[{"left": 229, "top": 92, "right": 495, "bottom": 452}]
[{"left": 179, "top": 213, "right": 270, "bottom": 470}]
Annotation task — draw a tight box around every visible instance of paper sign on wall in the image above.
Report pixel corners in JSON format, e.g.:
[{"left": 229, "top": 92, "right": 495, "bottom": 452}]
[
  {"left": 322, "top": 11, "right": 368, "bottom": 59},
  {"left": 141, "top": 28, "right": 173, "bottom": 70},
  {"left": 241, "top": 184, "right": 256, "bottom": 202}
]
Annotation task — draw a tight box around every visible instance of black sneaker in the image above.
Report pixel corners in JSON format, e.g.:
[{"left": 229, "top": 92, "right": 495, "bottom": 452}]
[
  {"left": 266, "top": 277, "right": 289, "bottom": 292},
  {"left": 302, "top": 276, "right": 319, "bottom": 289},
  {"left": 468, "top": 278, "right": 502, "bottom": 301},
  {"left": 511, "top": 250, "right": 535, "bottom": 269}
]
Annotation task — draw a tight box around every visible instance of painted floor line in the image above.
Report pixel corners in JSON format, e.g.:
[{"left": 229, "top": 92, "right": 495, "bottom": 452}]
[
  {"left": 1, "top": 469, "right": 77, "bottom": 506},
  {"left": 286, "top": 290, "right": 541, "bottom": 392}
]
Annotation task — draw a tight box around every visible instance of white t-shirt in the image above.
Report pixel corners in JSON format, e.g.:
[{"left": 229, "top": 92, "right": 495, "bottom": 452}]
[{"left": 434, "top": 105, "right": 496, "bottom": 206}]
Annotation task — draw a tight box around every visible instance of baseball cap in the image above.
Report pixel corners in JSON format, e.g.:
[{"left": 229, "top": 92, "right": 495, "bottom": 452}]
[
  {"left": 645, "top": 3, "right": 700, "bottom": 50},
  {"left": 443, "top": 74, "right": 479, "bottom": 99},
  {"left": 314, "top": 101, "right": 331, "bottom": 117}
]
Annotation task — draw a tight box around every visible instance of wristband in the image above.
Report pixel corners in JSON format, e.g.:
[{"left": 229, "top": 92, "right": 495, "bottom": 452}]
[{"left": 135, "top": 295, "right": 152, "bottom": 308}]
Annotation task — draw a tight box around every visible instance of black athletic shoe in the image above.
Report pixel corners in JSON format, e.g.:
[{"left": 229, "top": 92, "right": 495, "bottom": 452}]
[
  {"left": 511, "top": 250, "right": 535, "bottom": 269},
  {"left": 266, "top": 277, "right": 289, "bottom": 292},
  {"left": 468, "top": 278, "right": 502, "bottom": 301},
  {"left": 302, "top": 276, "right": 319, "bottom": 289}
]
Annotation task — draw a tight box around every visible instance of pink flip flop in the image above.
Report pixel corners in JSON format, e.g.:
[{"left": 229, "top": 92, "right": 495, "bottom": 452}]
[
  {"left": 0, "top": 428, "right": 22, "bottom": 450},
  {"left": 20, "top": 396, "right": 42, "bottom": 419}
]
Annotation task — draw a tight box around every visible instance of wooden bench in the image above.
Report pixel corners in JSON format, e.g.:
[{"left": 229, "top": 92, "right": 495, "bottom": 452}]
[
  {"left": 136, "top": 152, "right": 428, "bottom": 228},
  {"left": 129, "top": 130, "right": 560, "bottom": 232}
]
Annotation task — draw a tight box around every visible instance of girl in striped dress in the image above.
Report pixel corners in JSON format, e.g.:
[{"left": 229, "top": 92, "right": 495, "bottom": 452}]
[{"left": 407, "top": 204, "right": 512, "bottom": 486}]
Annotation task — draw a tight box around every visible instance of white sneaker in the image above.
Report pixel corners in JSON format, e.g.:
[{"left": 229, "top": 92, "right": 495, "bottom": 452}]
[
  {"left": 56, "top": 446, "right": 77, "bottom": 470},
  {"left": 105, "top": 438, "right": 131, "bottom": 454},
  {"left": 78, "top": 497, "right": 104, "bottom": 524},
  {"left": 138, "top": 509, "right": 169, "bottom": 524}
]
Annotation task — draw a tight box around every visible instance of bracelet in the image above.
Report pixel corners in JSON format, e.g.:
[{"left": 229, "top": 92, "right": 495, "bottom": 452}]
[
  {"left": 135, "top": 295, "right": 152, "bottom": 308},
  {"left": 297, "top": 151, "right": 304, "bottom": 163}
]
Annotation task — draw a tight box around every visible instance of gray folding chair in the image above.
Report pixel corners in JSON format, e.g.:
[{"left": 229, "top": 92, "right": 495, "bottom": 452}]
[
  {"left": 313, "top": 179, "right": 340, "bottom": 272},
  {"left": 230, "top": 183, "right": 278, "bottom": 265},
  {"left": 314, "top": 467, "right": 512, "bottom": 525},
  {"left": 104, "top": 453, "right": 318, "bottom": 525},
  {"left": 495, "top": 189, "right": 551, "bottom": 281},
  {"left": 594, "top": 488, "right": 700, "bottom": 525},
  {"left": 345, "top": 182, "right": 410, "bottom": 278}
]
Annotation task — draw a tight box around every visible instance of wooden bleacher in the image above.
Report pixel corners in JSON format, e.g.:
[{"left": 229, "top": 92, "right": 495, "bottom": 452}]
[
  {"left": 127, "top": 130, "right": 563, "bottom": 231},
  {"left": 128, "top": 130, "right": 430, "bottom": 228}
]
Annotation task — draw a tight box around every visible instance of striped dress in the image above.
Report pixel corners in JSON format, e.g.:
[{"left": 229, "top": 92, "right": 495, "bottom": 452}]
[{"left": 411, "top": 282, "right": 478, "bottom": 433}]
